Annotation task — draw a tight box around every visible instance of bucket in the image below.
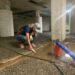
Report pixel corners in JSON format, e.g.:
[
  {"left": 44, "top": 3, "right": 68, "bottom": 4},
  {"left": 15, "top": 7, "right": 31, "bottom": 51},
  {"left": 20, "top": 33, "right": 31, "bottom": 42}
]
[{"left": 54, "top": 44, "right": 63, "bottom": 57}]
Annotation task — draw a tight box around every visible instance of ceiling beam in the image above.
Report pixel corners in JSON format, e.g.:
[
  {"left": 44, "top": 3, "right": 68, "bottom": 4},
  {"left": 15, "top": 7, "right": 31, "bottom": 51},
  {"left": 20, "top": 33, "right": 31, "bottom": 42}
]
[{"left": 29, "top": 0, "right": 47, "bottom": 8}]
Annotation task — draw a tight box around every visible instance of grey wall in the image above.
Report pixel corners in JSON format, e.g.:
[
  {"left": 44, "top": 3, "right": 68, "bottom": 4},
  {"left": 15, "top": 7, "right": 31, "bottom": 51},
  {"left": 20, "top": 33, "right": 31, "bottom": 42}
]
[
  {"left": 71, "top": 8, "right": 75, "bottom": 34},
  {"left": 13, "top": 15, "right": 36, "bottom": 32},
  {"left": 67, "top": 0, "right": 75, "bottom": 34},
  {"left": 42, "top": 16, "right": 51, "bottom": 32},
  {"left": 70, "top": 0, "right": 75, "bottom": 34}
]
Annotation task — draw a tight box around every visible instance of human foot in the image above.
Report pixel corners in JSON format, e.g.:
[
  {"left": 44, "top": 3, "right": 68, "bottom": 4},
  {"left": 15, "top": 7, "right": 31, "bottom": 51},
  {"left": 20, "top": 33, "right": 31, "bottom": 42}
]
[{"left": 20, "top": 44, "right": 25, "bottom": 49}]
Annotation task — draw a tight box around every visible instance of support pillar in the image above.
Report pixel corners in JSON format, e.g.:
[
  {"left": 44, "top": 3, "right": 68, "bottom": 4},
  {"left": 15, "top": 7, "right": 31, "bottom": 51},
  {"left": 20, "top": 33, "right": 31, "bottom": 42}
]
[
  {"left": 0, "top": 0, "right": 14, "bottom": 37},
  {"left": 51, "top": 0, "right": 66, "bottom": 41},
  {"left": 36, "top": 10, "right": 43, "bottom": 33}
]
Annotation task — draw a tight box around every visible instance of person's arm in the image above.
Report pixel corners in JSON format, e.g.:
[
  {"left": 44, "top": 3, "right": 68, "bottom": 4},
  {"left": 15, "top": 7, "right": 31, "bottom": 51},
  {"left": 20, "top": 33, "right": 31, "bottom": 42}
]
[
  {"left": 26, "top": 32, "right": 32, "bottom": 49},
  {"left": 26, "top": 32, "right": 36, "bottom": 53}
]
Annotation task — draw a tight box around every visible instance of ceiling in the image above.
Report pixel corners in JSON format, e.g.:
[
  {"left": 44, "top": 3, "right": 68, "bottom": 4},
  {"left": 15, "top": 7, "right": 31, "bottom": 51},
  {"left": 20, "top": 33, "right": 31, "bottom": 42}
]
[{"left": 10, "top": 0, "right": 51, "bottom": 15}]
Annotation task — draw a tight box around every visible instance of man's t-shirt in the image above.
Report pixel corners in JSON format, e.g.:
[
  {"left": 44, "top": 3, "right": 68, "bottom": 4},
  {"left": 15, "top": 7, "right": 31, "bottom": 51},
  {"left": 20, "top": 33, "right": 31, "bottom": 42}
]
[
  {"left": 17, "top": 25, "right": 35, "bottom": 41},
  {"left": 19, "top": 25, "right": 30, "bottom": 35}
]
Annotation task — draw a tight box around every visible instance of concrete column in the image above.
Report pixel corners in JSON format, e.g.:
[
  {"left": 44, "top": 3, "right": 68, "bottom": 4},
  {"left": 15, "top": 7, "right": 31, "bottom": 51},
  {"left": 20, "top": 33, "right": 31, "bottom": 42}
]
[
  {"left": 0, "top": 10, "right": 14, "bottom": 37},
  {"left": 0, "top": 0, "right": 14, "bottom": 37},
  {"left": 36, "top": 10, "right": 43, "bottom": 33},
  {"left": 51, "top": 0, "right": 66, "bottom": 41}
]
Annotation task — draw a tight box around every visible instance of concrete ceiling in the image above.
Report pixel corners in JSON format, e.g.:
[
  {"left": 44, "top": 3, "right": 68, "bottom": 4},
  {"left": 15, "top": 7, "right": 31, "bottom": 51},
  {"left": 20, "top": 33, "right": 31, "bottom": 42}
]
[{"left": 10, "top": 0, "right": 50, "bottom": 15}]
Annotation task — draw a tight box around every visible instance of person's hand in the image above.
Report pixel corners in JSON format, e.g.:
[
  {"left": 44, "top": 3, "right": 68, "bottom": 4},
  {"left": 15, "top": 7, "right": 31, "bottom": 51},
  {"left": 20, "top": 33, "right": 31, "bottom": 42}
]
[
  {"left": 29, "top": 45, "right": 36, "bottom": 53},
  {"left": 31, "top": 48, "right": 36, "bottom": 53}
]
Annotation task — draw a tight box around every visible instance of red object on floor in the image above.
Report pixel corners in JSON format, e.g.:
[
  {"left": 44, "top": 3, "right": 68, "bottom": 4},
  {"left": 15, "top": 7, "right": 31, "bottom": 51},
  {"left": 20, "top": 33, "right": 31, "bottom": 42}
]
[{"left": 54, "top": 45, "right": 63, "bottom": 57}]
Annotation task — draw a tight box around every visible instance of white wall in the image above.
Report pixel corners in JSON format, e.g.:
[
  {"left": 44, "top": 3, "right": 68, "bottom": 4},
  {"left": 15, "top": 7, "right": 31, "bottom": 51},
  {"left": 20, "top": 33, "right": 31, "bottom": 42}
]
[{"left": 0, "top": 10, "right": 14, "bottom": 37}]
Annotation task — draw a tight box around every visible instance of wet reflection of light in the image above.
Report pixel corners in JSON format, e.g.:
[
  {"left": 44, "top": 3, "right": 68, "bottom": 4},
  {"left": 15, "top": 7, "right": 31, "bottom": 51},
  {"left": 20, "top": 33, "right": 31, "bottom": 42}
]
[
  {"left": 60, "top": 53, "right": 73, "bottom": 62},
  {"left": 65, "top": 54, "right": 71, "bottom": 58}
]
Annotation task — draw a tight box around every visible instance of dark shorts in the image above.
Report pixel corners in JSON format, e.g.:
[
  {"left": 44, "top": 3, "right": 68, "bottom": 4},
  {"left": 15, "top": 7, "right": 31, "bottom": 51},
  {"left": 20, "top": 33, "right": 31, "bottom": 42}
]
[{"left": 17, "top": 35, "right": 33, "bottom": 43}]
